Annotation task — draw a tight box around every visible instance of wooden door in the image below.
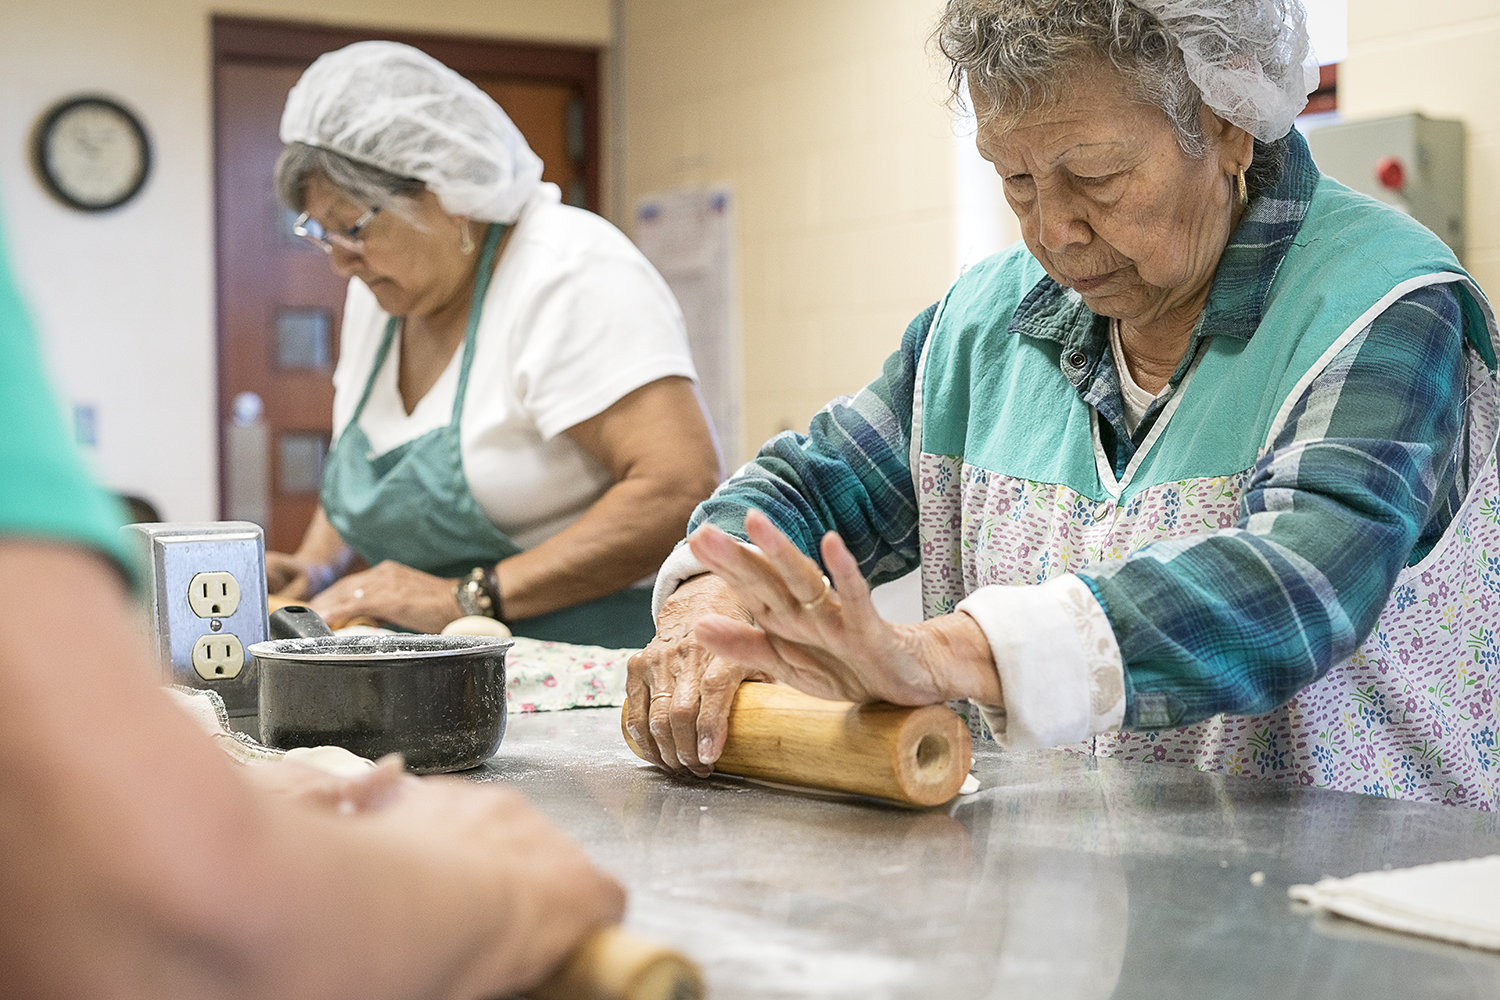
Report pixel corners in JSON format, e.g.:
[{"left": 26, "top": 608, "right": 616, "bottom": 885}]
[{"left": 212, "top": 17, "right": 598, "bottom": 553}]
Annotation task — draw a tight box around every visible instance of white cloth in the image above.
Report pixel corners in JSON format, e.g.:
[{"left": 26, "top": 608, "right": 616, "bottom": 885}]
[
  {"left": 333, "top": 183, "right": 698, "bottom": 552},
  {"left": 1289, "top": 856, "right": 1500, "bottom": 951}
]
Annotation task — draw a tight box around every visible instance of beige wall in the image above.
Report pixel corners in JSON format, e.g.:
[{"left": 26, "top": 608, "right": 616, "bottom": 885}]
[
  {"left": 0, "top": 0, "right": 609, "bottom": 521},
  {"left": 618, "top": 0, "right": 968, "bottom": 463},
  {"left": 1341, "top": 1, "right": 1500, "bottom": 295}
]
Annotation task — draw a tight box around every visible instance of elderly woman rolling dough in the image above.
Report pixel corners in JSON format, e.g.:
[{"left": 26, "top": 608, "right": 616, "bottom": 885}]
[
  {"left": 265, "top": 42, "right": 720, "bottom": 648},
  {"left": 628, "top": 0, "right": 1500, "bottom": 808}
]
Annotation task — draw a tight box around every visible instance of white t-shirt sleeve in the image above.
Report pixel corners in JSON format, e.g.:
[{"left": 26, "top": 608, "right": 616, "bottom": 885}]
[{"left": 507, "top": 230, "right": 697, "bottom": 441}]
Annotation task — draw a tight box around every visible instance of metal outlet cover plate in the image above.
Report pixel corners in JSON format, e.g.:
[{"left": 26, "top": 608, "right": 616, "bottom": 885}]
[{"left": 121, "top": 522, "right": 268, "bottom": 716}]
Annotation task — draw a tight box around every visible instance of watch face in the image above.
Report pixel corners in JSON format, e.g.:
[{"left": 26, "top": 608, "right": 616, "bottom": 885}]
[{"left": 35, "top": 96, "right": 151, "bottom": 211}]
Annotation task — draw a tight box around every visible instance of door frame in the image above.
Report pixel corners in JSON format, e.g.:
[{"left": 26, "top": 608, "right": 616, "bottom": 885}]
[{"left": 210, "top": 15, "right": 601, "bottom": 524}]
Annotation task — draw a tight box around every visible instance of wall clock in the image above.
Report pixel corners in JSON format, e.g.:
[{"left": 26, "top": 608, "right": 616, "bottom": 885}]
[{"left": 33, "top": 95, "right": 152, "bottom": 212}]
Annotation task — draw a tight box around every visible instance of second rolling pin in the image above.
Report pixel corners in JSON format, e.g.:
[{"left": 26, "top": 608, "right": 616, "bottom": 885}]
[
  {"left": 526, "top": 925, "right": 704, "bottom": 1000},
  {"left": 622, "top": 681, "right": 972, "bottom": 807}
]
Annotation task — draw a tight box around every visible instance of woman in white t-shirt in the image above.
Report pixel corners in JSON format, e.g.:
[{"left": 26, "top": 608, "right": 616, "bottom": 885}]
[{"left": 264, "top": 41, "right": 720, "bottom": 648}]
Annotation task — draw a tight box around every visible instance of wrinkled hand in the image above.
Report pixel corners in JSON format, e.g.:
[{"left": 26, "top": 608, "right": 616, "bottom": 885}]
[
  {"left": 625, "top": 572, "right": 770, "bottom": 777},
  {"left": 310, "top": 560, "right": 464, "bottom": 633},
  {"left": 631, "top": 510, "right": 998, "bottom": 777}
]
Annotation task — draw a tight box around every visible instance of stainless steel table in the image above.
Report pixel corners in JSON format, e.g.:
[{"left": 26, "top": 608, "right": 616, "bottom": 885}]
[{"left": 474, "top": 708, "right": 1500, "bottom": 999}]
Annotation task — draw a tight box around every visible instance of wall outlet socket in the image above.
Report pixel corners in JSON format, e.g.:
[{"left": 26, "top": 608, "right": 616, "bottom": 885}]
[{"left": 121, "top": 522, "right": 268, "bottom": 717}]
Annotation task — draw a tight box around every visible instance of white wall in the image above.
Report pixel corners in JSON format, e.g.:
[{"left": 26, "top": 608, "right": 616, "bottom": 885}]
[
  {"left": 618, "top": 0, "right": 965, "bottom": 462},
  {"left": 0, "top": 0, "right": 609, "bottom": 521},
  {"left": 1341, "top": 0, "right": 1500, "bottom": 298}
]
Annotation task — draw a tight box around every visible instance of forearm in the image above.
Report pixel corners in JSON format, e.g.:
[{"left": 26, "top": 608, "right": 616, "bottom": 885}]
[
  {"left": 498, "top": 470, "right": 704, "bottom": 620},
  {"left": 293, "top": 507, "right": 357, "bottom": 574},
  {"left": 502, "top": 376, "right": 721, "bottom": 622}
]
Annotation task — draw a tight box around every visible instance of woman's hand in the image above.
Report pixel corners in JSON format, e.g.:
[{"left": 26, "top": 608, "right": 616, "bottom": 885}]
[
  {"left": 366, "top": 774, "right": 627, "bottom": 996},
  {"left": 632, "top": 510, "right": 1001, "bottom": 777},
  {"left": 255, "top": 754, "right": 626, "bottom": 997},
  {"left": 309, "top": 559, "right": 464, "bottom": 633},
  {"left": 267, "top": 509, "right": 361, "bottom": 599},
  {"left": 265, "top": 551, "right": 314, "bottom": 599},
  {"left": 625, "top": 572, "right": 771, "bottom": 777},
  {"left": 245, "top": 753, "right": 409, "bottom": 813}
]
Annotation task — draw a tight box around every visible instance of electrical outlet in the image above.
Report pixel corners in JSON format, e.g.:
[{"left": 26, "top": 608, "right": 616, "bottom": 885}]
[
  {"left": 187, "top": 571, "right": 242, "bottom": 618},
  {"left": 191, "top": 633, "right": 245, "bottom": 680},
  {"left": 121, "top": 522, "right": 267, "bottom": 719}
]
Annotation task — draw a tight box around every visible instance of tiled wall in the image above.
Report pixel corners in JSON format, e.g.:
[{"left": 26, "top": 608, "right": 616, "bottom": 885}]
[
  {"left": 1342, "top": 1, "right": 1500, "bottom": 296},
  {"left": 617, "top": 0, "right": 963, "bottom": 464}
]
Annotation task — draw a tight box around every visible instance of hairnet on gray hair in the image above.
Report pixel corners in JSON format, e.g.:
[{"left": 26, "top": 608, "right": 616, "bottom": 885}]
[
  {"left": 274, "top": 142, "right": 426, "bottom": 215},
  {"left": 935, "top": 0, "right": 1317, "bottom": 151},
  {"left": 279, "top": 40, "right": 544, "bottom": 223}
]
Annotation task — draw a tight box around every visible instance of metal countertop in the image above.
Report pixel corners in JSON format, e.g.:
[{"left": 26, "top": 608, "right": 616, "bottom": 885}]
[{"left": 474, "top": 708, "right": 1500, "bottom": 999}]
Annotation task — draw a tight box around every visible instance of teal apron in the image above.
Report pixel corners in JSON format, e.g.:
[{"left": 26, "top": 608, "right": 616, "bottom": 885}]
[{"left": 321, "top": 222, "right": 656, "bottom": 648}]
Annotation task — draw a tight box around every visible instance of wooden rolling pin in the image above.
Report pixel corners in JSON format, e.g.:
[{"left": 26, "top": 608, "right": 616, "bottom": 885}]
[
  {"left": 622, "top": 681, "right": 972, "bottom": 808},
  {"left": 528, "top": 926, "right": 704, "bottom": 1000}
]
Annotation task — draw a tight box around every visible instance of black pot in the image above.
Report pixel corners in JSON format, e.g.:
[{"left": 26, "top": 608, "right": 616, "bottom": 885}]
[{"left": 250, "top": 606, "right": 512, "bottom": 774}]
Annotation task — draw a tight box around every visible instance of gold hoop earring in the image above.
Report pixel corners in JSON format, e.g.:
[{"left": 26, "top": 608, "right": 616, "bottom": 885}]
[
  {"left": 1237, "top": 167, "right": 1249, "bottom": 208},
  {"left": 459, "top": 222, "right": 474, "bottom": 255}
]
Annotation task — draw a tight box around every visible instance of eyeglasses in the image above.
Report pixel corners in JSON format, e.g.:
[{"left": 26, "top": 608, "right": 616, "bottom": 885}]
[{"left": 293, "top": 205, "right": 380, "bottom": 254}]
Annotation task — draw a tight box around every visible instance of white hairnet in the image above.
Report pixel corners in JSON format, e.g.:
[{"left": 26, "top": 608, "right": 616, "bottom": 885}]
[
  {"left": 1126, "top": 0, "right": 1320, "bottom": 143},
  {"left": 279, "top": 40, "right": 544, "bottom": 223}
]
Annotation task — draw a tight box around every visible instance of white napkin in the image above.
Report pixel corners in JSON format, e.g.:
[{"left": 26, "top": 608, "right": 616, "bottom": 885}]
[{"left": 1289, "top": 855, "right": 1500, "bottom": 951}]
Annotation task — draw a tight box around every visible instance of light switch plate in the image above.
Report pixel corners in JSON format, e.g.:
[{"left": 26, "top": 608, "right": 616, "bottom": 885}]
[{"left": 121, "top": 521, "right": 268, "bottom": 717}]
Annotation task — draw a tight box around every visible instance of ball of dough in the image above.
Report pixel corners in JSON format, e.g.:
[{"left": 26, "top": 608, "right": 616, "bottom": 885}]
[
  {"left": 441, "top": 615, "right": 513, "bottom": 638},
  {"left": 282, "top": 745, "right": 377, "bottom": 776}
]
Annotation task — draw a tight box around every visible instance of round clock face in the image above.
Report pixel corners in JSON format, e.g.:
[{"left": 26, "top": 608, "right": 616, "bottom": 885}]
[{"left": 34, "top": 96, "right": 151, "bottom": 212}]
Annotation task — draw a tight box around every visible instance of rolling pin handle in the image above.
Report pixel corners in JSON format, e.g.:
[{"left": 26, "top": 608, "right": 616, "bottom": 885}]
[{"left": 525, "top": 925, "right": 704, "bottom": 1000}]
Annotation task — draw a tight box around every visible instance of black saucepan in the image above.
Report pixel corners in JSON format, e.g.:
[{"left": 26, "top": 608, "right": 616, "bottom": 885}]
[{"left": 250, "top": 606, "right": 512, "bottom": 774}]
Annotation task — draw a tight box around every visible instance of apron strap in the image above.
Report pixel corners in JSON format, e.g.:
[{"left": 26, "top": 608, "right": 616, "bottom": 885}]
[
  {"left": 450, "top": 222, "right": 507, "bottom": 424},
  {"left": 348, "top": 316, "right": 401, "bottom": 427}
]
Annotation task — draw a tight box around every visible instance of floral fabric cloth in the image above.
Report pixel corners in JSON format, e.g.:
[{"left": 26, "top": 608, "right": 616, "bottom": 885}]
[{"left": 505, "top": 636, "right": 632, "bottom": 713}]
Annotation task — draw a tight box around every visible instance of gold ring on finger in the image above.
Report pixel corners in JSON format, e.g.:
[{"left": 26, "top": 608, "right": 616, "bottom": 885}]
[
  {"left": 801, "top": 575, "right": 833, "bottom": 611},
  {"left": 650, "top": 691, "right": 674, "bottom": 702}
]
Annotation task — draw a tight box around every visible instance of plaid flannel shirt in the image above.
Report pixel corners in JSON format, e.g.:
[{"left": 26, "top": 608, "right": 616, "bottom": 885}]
[{"left": 685, "top": 133, "right": 1467, "bottom": 729}]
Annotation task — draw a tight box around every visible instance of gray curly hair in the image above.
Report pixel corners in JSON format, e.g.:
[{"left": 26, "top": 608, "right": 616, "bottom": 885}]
[{"left": 934, "top": 0, "right": 1294, "bottom": 192}]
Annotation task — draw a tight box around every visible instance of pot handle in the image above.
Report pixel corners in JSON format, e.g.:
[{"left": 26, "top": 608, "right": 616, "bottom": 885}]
[{"left": 268, "top": 605, "right": 336, "bottom": 640}]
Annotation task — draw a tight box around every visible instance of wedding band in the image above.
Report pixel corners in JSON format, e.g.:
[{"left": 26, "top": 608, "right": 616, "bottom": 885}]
[
  {"left": 650, "top": 692, "right": 674, "bottom": 702},
  {"left": 353, "top": 588, "right": 365, "bottom": 599},
  {"left": 801, "top": 575, "right": 833, "bottom": 611}
]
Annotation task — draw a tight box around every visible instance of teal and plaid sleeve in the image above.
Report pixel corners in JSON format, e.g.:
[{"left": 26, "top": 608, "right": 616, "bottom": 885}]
[
  {"left": 1083, "top": 282, "right": 1468, "bottom": 729},
  {"left": 0, "top": 212, "right": 135, "bottom": 578},
  {"left": 686, "top": 304, "right": 937, "bottom": 586}
]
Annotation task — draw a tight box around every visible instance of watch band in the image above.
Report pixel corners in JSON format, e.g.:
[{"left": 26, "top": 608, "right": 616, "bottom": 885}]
[{"left": 454, "top": 565, "right": 503, "bottom": 621}]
